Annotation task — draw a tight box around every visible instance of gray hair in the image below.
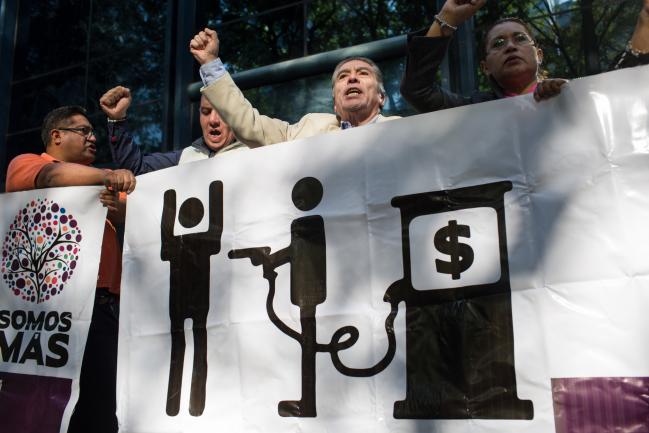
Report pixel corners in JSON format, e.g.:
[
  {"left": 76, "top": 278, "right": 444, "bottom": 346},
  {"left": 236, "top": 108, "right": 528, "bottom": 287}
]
[{"left": 331, "top": 56, "right": 386, "bottom": 97}]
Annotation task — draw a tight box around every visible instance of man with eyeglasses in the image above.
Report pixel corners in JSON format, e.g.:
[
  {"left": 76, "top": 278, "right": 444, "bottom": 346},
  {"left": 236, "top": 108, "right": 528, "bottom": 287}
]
[
  {"left": 400, "top": 0, "right": 649, "bottom": 113},
  {"left": 5, "top": 105, "right": 136, "bottom": 433},
  {"left": 188, "top": 29, "right": 399, "bottom": 148}
]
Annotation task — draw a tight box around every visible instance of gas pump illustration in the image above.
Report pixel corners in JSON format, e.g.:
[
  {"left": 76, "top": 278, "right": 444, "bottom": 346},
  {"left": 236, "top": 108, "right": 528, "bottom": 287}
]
[
  {"left": 161, "top": 180, "right": 223, "bottom": 417},
  {"left": 229, "top": 177, "right": 398, "bottom": 417},
  {"left": 386, "top": 180, "right": 533, "bottom": 419}
]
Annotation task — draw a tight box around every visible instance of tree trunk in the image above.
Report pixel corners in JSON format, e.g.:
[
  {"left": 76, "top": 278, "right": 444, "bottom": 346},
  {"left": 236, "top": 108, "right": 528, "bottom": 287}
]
[{"left": 581, "top": 0, "right": 601, "bottom": 75}]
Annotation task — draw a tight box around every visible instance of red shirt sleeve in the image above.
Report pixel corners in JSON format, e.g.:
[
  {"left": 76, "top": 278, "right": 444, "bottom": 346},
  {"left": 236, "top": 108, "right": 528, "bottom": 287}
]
[{"left": 5, "top": 154, "right": 56, "bottom": 192}]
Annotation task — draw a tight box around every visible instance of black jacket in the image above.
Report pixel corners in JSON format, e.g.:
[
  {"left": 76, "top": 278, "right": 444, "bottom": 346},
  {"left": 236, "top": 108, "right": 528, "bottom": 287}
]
[
  {"left": 400, "top": 28, "right": 649, "bottom": 114},
  {"left": 400, "top": 29, "right": 502, "bottom": 113}
]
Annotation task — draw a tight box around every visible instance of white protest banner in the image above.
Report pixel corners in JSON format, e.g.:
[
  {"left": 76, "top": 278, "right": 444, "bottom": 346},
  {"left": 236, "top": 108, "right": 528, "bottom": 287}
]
[
  {"left": 0, "top": 187, "right": 107, "bottom": 433},
  {"left": 118, "top": 65, "right": 649, "bottom": 433}
]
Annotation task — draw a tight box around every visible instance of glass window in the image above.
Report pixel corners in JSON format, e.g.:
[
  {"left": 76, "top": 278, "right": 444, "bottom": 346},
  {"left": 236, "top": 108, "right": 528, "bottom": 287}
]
[
  {"left": 207, "top": 0, "right": 434, "bottom": 71},
  {"left": 240, "top": 56, "right": 415, "bottom": 123},
  {"left": 121, "top": 101, "right": 163, "bottom": 154},
  {"left": 242, "top": 72, "right": 331, "bottom": 123},
  {"left": 12, "top": 0, "right": 89, "bottom": 80},
  {"left": 208, "top": 0, "right": 306, "bottom": 26},
  {"left": 306, "top": 0, "right": 431, "bottom": 53},
  {"left": 4, "top": 0, "right": 642, "bottom": 182},
  {"left": 89, "top": 0, "right": 167, "bottom": 58},
  {"left": 5, "top": 129, "right": 43, "bottom": 166},
  {"left": 85, "top": 51, "right": 164, "bottom": 117},
  {"left": 212, "top": 3, "right": 306, "bottom": 72},
  {"left": 8, "top": 67, "right": 86, "bottom": 134},
  {"left": 6, "top": 0, "right": 168, "bottom": 168}
]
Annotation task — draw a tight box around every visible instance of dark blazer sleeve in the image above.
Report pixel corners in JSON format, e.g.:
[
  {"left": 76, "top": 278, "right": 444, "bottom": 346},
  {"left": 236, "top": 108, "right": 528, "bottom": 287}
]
[
  {"left": 108, "top": 120, "right": 182, "bottom": 175},
  {"left": 400, "top": 29, "right": 473, "bottom": 113}
]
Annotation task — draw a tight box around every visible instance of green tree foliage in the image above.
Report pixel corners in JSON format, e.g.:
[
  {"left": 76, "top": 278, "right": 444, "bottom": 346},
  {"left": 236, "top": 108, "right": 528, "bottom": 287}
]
[
  {"left": 206, "top": 0, "right": 639, "bottom": 120},
  {"left": 474, "top": 0, "right": 640, "bottom": 80},
  {"left": 209, "top": 0, "right": 435, "bottom": 120},
  {"left": 212, "top": 0, "right": 436, "bottom": 72},
  {"left": 212, "top": 0, "right": 638, "bottom": 77}
]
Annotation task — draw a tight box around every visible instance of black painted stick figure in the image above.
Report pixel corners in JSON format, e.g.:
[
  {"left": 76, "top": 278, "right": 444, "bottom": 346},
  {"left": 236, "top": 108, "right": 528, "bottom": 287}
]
[
  {"left": 161, "top": 180, "right": 223, "bottom": 417},
  {"left": 230, "top": 177, "right": 398, "bottom": 418}
]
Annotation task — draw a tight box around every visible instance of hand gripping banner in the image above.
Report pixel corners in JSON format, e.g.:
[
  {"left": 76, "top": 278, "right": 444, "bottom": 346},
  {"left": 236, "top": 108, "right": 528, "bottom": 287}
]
[{"left": 117, "top": 65, "right": 649, "bottom": 433}]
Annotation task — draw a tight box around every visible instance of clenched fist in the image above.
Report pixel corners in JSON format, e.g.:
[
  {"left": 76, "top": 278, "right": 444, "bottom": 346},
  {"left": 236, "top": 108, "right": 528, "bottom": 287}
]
[
  {"left": 427, "top": 0, "right": 487, "bottom": 37},
  {"left": 100, "top": 86, "right": 132, "bottom": 120},
  {"left": 190, "top": 28, "right": 219, "bottom": 65}
]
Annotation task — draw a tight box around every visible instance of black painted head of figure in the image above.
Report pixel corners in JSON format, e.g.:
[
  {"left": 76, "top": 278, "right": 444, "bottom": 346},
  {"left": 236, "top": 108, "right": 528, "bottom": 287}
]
[
  {"left": 178, "top": 197, "right": 204, "bottom": 228},
  {"left": 292, "top": 177, "right": 323, "bottom": 211},
  {"left": 480, "top": 17, "right": 544, "bottom": 95}
]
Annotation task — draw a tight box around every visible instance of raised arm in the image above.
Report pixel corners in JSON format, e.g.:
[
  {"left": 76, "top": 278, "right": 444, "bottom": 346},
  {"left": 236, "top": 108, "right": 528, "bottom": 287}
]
[
  {"left": 160, "top": 189, "right": 178, "bottom": 261},
  {"left": 189, "top": 28, "right": 292, "bottom": 147},
  {"left": 101, "top": 86, "right": 182, "bottom": 174},
  {"left": 426, "top": 0, "right": 486, "bottom": 37},
  {"left": 400, "top": 0, "right": 486, "bottom": 113}
]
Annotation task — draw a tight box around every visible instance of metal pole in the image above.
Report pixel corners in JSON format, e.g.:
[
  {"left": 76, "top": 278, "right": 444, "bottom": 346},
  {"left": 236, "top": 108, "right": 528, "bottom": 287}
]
[
  {"left": 172, "top": 0, "right": 197, "bottom": 149},
  {"left": 187, "top": 34, "right": 407, "bottom": 100},
  {"left": 0, "top": 0, "right": 18, "bottom": 191}
]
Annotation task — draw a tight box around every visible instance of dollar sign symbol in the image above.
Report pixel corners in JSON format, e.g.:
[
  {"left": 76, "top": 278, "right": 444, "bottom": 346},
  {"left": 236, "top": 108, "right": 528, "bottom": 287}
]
[{"left": 434, "top": 220, "right": 474, "bottom": 280}]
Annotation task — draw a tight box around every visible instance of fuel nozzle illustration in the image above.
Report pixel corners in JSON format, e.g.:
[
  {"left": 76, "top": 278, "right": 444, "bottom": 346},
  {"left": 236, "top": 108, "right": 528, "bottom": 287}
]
[
  {"left": 229, "top": 177, "right": 398, "bottom": 417},
  {"left": 225, "top": 178, "right": 532, "bottom": 420}
]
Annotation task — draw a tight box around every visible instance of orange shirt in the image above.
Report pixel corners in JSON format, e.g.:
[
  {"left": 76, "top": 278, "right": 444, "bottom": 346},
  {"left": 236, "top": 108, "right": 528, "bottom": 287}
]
[{"left": 5, "top": 153, "right": 122, "bottom": 294}]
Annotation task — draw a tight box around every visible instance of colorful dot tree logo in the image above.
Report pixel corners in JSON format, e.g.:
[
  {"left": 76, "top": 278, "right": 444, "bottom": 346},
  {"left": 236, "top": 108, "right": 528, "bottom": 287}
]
[{"left": 1, "top": 198, "right": 83, "bottom": 304}]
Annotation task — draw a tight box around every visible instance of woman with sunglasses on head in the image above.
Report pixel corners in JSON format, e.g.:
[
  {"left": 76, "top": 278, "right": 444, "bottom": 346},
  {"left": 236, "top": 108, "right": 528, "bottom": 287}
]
[{"left": 401, "top": 0, "right": 649, "bottom": 113}]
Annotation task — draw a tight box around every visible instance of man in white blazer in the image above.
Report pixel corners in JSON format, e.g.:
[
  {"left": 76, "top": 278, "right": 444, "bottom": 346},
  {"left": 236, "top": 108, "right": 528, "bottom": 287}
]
[{"left": 189, "top": 28, "right": 400, "bottom": 148}]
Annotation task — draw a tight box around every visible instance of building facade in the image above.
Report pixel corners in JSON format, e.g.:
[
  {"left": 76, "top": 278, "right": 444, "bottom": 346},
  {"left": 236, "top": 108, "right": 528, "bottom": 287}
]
[{"left": 0, "top": 0, "right": 640, "bottom": 191}]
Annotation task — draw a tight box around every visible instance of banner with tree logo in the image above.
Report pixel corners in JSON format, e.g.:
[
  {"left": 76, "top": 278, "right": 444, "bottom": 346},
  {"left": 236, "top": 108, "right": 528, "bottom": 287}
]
[
  {"left": 117, "top": 66, "right": 649, "bottom": 433},
  {"left": 0, "top": 187, "right": 107, "bottom": 433}
]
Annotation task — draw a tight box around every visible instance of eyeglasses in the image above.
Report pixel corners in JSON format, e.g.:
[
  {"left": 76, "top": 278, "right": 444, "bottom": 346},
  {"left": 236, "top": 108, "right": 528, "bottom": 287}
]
[
  {"left": 56, "top": 126, "right": 95, "bottom": 139},
  {"left": 488, "top": 32, "right": 535, "bottom": 53}
]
